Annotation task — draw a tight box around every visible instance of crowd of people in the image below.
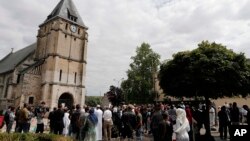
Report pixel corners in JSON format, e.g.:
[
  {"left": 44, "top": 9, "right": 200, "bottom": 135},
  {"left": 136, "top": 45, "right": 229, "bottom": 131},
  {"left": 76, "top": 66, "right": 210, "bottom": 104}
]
[{"left": 1, "top": 101, "right": 250, "bottom": 141}]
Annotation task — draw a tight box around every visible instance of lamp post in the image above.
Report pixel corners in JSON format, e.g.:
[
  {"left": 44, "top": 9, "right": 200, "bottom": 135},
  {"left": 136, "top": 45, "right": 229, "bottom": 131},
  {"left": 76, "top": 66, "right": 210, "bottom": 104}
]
[{"left": 113, "top": 78, "right": 124, "bottom": 87}]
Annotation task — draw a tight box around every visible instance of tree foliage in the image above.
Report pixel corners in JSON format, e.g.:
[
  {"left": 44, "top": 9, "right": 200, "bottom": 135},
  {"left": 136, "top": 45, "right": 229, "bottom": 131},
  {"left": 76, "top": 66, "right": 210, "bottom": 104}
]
[
  {"left": 106, "top": 85, "right": 124, "bottom": 106},
  {"left": 159, "top": 41, "right": 250, "bottom": 99},
  {"left": 121, "top": 43, "right": 161, "bottom": 103},
  {"left": 85, "top": 96, "right": 101, "bottom": 107}
]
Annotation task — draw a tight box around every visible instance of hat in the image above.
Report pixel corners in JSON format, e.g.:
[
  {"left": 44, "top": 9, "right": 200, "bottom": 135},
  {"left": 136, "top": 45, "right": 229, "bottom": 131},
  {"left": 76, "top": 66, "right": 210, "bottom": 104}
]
[{"left": 97, "top": 105, "right": 101, "bottom": 108}]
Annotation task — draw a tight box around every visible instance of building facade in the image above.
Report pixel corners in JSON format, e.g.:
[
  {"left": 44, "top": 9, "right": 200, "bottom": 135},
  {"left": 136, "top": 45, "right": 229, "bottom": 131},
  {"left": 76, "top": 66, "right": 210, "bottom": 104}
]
[{"left": 0, "top": 0, "right": 88, "bottom": 110}]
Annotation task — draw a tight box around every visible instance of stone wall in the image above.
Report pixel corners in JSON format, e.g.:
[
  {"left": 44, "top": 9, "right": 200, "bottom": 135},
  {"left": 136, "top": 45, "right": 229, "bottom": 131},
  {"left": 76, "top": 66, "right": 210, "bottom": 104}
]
[{"left": 20, "top": 73, "right": 42, "bottom": 106}]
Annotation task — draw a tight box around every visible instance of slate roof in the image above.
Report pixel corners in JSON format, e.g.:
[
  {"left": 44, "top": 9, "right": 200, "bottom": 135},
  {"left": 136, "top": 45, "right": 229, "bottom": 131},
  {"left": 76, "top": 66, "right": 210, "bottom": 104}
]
[
  {"left": 43, "top": 0, "right": 86, "bottom": 28},
  {"left": 0, "top": 43, "right": 36, "bottom": 74}
]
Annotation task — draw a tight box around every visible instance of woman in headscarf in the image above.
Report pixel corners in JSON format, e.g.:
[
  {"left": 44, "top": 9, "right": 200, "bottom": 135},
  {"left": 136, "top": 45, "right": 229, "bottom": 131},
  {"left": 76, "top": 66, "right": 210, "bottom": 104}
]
[
  {"left": 63, "top": 108, "right": 71, "bottom": 136},
  {"left": 174, "top": 108, "right": 190, "bottom": 141},
  {"left": 83, "top": 108, "right": 98, "bottom": 141}
]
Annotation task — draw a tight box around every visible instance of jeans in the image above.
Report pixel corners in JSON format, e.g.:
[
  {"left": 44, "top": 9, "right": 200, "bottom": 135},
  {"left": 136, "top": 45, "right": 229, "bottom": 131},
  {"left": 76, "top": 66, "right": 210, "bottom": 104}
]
[
  {"left": 6, "top": 121, "right": 14, "bottom": 133},
  {"left": 136, "top": 127, "right": 143, "bottom": 141}
]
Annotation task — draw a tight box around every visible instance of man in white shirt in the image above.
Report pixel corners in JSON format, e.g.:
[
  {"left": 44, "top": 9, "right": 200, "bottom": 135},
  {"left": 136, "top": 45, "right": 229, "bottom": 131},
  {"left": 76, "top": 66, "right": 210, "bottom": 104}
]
[
  {"left": 103, "top": 106, "right": 113, "bottom": 141},
  {"left": 95, "top": 105, "right": 103, "bottom": 141}
]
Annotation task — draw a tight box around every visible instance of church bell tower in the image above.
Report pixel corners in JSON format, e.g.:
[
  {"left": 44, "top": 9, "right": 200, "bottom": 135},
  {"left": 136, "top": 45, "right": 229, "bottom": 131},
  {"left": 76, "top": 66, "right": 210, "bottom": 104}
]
[{"left": 35, "top": 0, "right": 88, "bottom": 108}]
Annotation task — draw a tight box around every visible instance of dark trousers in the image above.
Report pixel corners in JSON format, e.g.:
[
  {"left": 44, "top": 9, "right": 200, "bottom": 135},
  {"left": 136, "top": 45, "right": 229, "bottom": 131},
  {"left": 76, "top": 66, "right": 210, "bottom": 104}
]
[
  {"left": 54, "top": 126, "right": 63, "bottom": 135},
  {"left": 121, "top": 126, "right": 133, "bottom": 139},
  {"left": 36, "top": 123, "right": 44, "bottom": 133},
  {"left": 18, "top": 122, "right": 29, "bottom": 133},
  {"left": 219, "top": 124, "right": 227, "bottom": 139},
  {"left": 152, "top": 130, "right": 161, "bottom": 141}
]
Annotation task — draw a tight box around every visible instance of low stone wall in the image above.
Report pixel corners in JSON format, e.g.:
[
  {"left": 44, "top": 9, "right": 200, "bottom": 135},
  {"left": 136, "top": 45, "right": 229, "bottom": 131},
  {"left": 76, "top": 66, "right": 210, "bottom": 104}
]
[{"left": 212, "top": 97, "right": 250, "bottom": 108}]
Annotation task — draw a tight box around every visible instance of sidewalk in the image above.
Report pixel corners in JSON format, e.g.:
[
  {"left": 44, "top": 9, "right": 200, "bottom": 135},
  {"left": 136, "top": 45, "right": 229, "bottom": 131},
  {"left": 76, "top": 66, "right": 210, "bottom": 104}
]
[{"left": 212, "top": 130, "right": 230, "bottom": 141}]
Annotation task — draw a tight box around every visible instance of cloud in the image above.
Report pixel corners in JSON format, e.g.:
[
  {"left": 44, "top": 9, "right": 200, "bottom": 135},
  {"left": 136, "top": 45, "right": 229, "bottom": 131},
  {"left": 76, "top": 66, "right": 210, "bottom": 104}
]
[{"left": 1, "top": 0, "right": 250, "bottom": 96}]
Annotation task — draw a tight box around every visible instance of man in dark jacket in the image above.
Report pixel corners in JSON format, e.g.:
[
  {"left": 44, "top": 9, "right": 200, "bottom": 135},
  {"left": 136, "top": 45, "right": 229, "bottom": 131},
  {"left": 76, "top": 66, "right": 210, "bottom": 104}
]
[
  {"left": 159, "top": 111, "right": 173, "bottom": 141},
  {"left": 121, "top": 104, "right": 136, "bottom": 140},
  {"left": 218, "top": 106, "right": 230, "bottom": 140},
  {"left": 53, "top": 104, "right": 64, "bottom": 135},
  {"left": 151, "top": 103, "right": 164, "bottom": 141},
  {"left": 71, "top": 104, "right": 81, "bottom": 139},
  {"left": 48, "top": 107, "right": 57, "bottom": 133}
]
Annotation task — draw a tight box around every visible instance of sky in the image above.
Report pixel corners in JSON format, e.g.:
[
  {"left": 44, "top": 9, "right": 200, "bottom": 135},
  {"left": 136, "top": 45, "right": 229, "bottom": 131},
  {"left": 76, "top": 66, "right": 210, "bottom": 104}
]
[{"left": 1, "top": 0, "right": 250, "bottom": 96}]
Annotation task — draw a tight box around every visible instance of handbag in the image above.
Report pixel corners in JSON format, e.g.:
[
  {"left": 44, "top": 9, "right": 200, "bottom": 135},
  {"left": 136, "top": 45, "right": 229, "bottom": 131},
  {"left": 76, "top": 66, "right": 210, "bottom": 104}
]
[{"left": 199, "top": 125, "right": 206, "bottom": 135}]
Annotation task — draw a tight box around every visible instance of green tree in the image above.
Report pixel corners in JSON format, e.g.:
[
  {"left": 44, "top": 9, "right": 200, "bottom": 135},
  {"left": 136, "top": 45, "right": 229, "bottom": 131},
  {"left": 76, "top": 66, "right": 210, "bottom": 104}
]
[
  {"left": 121, "top": 43, "right": 161, "bottom": 104},
  {"left": 85, "top": 96, "right": 101, "bottom": 107},
  {"left": 158, "top": 41, "right": 250, "bottom": 136},
  {"left": 106, "top": 85, "right": 124, "bottom": 106}
]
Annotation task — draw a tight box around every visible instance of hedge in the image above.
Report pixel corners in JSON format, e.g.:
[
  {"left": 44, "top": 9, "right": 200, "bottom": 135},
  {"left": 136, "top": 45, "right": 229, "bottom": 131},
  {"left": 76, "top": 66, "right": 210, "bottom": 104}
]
[{"left": 0, "top": 133, "right": 74, "bottom": 141}]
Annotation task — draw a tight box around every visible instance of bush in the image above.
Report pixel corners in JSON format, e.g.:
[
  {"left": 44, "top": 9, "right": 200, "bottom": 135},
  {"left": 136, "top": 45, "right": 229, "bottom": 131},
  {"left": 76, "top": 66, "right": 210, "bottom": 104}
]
[{"left": 0, "top": 133, "right": 74, "bottom": 141}]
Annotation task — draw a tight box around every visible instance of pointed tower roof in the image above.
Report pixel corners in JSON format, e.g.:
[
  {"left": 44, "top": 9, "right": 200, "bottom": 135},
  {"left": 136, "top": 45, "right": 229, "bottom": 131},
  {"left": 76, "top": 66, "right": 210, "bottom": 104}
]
[{"left": 43, "top": 0, "right": 87, "bottom": 28}]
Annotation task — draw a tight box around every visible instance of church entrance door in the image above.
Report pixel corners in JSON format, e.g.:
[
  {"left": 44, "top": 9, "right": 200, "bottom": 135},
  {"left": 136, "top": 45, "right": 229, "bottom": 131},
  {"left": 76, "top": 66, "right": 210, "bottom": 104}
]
[{"left": 58, "top": 93, "right": 73, "bottom": 109}]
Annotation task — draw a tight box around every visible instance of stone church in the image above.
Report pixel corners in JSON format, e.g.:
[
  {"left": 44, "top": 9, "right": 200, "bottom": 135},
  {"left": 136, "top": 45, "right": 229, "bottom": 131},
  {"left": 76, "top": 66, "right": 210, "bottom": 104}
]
[{"left": 0, "top": 0, "right": 88, "bottom": 110}]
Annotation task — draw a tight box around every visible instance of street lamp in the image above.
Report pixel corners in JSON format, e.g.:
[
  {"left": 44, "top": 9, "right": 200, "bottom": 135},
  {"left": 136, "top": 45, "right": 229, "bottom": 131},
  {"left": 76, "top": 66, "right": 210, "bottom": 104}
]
[{"left": 113, "top": 78, "right": 124, "bottom": 87}]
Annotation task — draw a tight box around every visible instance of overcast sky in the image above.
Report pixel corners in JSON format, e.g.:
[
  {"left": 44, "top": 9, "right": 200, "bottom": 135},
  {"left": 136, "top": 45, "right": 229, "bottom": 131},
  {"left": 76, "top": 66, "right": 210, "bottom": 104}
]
[{"left": 1, "top": 0, "right": 250, "bottom": 96}]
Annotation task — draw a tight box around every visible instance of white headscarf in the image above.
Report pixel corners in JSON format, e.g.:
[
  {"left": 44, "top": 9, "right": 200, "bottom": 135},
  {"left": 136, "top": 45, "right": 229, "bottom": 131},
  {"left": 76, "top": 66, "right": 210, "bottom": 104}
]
[{"left": 175, "top": 108, "right": 190, "bottom": 133}]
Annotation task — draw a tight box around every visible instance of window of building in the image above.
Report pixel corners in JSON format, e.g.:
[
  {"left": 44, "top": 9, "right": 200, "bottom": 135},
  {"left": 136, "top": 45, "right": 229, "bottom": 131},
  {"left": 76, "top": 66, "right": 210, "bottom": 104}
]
[
  {"left": 67, "top": 9, "right": 78, "bottom": 22},
  {"left": 65, "top": 34, "right": 67, "bottom": 38},
  {"left": 17, "top": 74, "right": 21, "bottom": 84},
  {"left": 74, "top": 38, "right": 76, "bottom": 41},
  {"left": 65, "top": 23, "right": 68, "bottom": 30},
  {"left": 78, "top": 29, "right": 80, "bottom": 34},
  {"left": 28, "top": 97, "right": 34, "bottom": 105},
  {"left": 59, "top": 70, "right": 62, "bottom": 81},
  {"left": 74, "top": 72, "right": 77, "bottom": 83}
]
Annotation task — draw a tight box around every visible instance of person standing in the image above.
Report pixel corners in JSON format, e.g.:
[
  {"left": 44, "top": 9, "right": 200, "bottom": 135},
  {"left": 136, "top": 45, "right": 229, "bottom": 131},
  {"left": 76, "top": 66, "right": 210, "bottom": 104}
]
[
  {"left": 6, "top": 106, "right": 15, "bottom": 133},
  {"left": 94, "top": 105, "right": 103, "bottom": 141},
  {"left": 230, "top": 102, "right": 240, "bottom": 125},
  {"left": 159, "top": 112, "right": 173, "bottom": 141},
  {"left": 79, "top": 107, "right": 90, "bottom": 141},
  {"left": 53, "top": 104, "right": 64, "bottom": 135},
  {"left": 48, "top": 107, "right": 57, "bottom": 133},
  {"left": 151, "top": 103, "right": 164, "bottom": 141},
  {"left": 174, "top": 108, "right": 190, "bottom": 141},
  {"left": 18, "top": 103, "right": 29, "bottom": 133},
  {"left": 185, "top": 105, "right": 193, "bottom": 141},
  {"left": 103, "top": 106, "right": 113, "bottom": 141},
  {"left": 218, "top": 106, "right": 229, "bottom": 140},
  {"left": 63, "top": 108, "right": 71, "bottom": 136},
  {"left": 4, "top": 106, "right": 11, "bottom": 133},
  {"left": 14, "top": 107, "right": 20, "bottom": 132},
  {"left": 209, "top": 106, "right": 215, "bottom": 128},
  {"left": 27, "top": 106, "right": 34, "bottom": 132},
  {"left": 71, "top": 104, "right": 81, "bottom": 139},
  {"left": 35, "top": 101, "right": 46, "bottom": 133},
  {"left": 121, "top": 105, "right": 136, "bottom": 140},
  {"left": 135, "top": 108, "right": 143, "bottom": 141},
  {"left": 84, "top": 108, "right": 98, "bottom": 141}
]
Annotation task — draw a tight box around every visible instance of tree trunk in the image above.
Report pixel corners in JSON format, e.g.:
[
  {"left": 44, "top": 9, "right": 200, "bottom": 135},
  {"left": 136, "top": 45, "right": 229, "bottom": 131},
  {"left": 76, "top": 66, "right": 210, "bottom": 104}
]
[{"left": 205, "top": 96, "right": 211, "bottom": 135}]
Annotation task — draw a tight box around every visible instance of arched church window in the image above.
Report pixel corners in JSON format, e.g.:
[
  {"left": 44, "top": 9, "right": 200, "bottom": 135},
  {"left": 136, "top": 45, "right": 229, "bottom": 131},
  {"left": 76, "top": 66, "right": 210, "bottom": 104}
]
[{"left": 29, "top": 97, "right": 34, "bottom": 105}]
